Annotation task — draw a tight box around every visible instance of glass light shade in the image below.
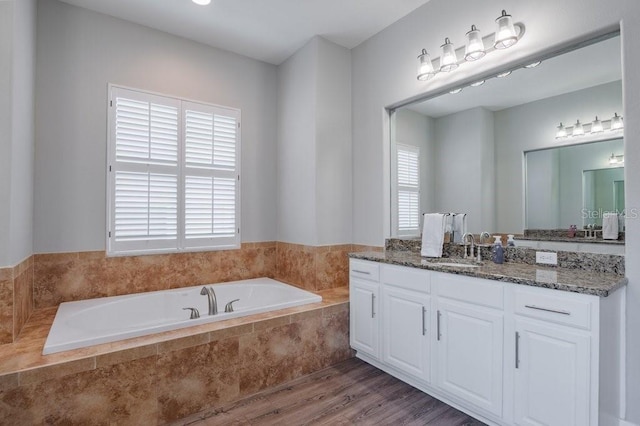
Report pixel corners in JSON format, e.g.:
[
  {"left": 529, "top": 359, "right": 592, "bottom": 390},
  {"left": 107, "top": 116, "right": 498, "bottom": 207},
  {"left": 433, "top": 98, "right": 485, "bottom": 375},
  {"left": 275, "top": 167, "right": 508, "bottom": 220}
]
[
  {"left": 524, "top": 61, "right": 541, "bottom": 69},
  {"left": 497, "top": 70, "right": 512, "bottom": 78},
  {"left": 555, "top": 123, "right": 567, "bottom": 139},
  {"left": 465, "top": 25, "right": 486, "bottom": 61},
  {"left": 449, "top": 88, "right": 463, "bottom": 94},
  {"left": 611, "top": 113, "right": 624, "bottom": 130},
  {"left": 192, "top": 0, "right": 211, "bottom": 4},
  {"left": 440, "top": 38, "right": 459, "bottom": 72},
  {"left": 494, "top": 10, "right": 518, "bottom": 49},
  {"left": 470, "top": 80, "right": 485, "bottom": 87},
  {"left": 591, "top": 116, "right": 603, "bottom": 133},
  {"left": 417, "top": 49, "right": 436, "bottom": 81},
  {"left": 609, "top": 153, "right": 619, "bottom": 165},
  {"left": 572, "top": 120, "right": 584, "bottom": 136}
]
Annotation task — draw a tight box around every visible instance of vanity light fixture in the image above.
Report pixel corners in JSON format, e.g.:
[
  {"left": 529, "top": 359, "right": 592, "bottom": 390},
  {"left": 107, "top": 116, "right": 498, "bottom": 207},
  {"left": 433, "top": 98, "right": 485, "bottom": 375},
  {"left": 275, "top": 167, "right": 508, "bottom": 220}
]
[
  {"left": 554, "top": 113, "right": 623, "bottom": 139},
  {"left": 611, "top": 112, "right": 624, "bottom": 130},
  {"left": 609, "top": 153, "right": 624, "bottom": 165},
  {"left": 416, "top": 10, "right": 524, "bottom": 81},
  {"left": 470, "top": 80, "right": 485, "bottom": 87},
  {"left": 524, "top": 61, "right": 542, "bottom": 68},
  {"left": 590, "top": 116, "right": 603, "bottom": 133},
  {"left": 449, "top": 88, "right": 463, "bottom": 94},
  {"left": 494, "top": 10, "right": 518, "bottom": 49},
  {"left": 417, "top": 49, "right": 437, "bottom": 81},
  {"left": 496, "top": 70, "right": 512, "bottom": 78},
  {"left": 465, "top": 25, "right": 486, "bottom": 61},
  {"left": 440, "top": 38, "right": 459, "bottom": 72},
  {"left": 555, "top": 122, "right": 567, "bottom": 139},
  {"left": 192, "top": 0, "right": 211, "bottom": 4},
  {"left": 572, "top": 120, "right": 584, "bottom": 136}
]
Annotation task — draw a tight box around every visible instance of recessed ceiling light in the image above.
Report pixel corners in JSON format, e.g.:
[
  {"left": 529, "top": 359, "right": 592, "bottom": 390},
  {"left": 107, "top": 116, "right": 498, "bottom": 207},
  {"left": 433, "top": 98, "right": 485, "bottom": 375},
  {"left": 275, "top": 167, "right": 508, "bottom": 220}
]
[
  {"left": 192, "top": 0, "right": 211, "bottom": 5},
  {"left": 524, "top": 61, "right": 541, "bottom": 68}
]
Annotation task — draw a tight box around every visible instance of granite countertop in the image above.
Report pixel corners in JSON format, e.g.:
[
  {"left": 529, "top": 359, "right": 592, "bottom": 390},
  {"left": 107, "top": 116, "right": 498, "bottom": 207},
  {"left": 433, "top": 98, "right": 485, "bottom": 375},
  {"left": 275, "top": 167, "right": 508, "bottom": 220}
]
[
  {"left": 349, "top": 251, "right": 627, "bottom": 297},
  {"left": 515, "top": 235, "right": 625, "bottom": 245}
]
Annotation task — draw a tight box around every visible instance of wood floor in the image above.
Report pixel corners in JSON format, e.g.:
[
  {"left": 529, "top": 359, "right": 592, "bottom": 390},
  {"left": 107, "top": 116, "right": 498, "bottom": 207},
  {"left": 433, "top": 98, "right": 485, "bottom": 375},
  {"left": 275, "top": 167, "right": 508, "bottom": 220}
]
[{"left": 171, "top": 358, "right": 486, "bottom": 426}]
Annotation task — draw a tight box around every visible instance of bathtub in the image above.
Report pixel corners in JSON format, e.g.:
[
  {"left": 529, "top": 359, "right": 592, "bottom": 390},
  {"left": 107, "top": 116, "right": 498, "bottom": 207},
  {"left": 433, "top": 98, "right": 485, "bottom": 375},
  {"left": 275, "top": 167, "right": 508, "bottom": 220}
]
[{"left": 43, "top": 278, "right": 322, "bottom": 355}]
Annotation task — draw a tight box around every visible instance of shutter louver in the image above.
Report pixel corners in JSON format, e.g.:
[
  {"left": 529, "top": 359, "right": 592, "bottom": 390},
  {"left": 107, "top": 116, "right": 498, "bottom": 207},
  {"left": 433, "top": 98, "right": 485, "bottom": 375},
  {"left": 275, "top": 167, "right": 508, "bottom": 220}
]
[
  {"left": 185, "top": 176, "right": 236, "bottom": 238},
  {"left": 397, "top": 144, "right": 420, "bottom": 234}
]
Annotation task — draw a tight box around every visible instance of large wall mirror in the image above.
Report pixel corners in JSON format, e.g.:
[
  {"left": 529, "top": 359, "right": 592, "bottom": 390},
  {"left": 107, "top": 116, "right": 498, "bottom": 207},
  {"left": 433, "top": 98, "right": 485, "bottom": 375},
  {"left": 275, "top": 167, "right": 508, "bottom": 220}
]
[{"left": 390, "top": 32, "right": 623, "bottom": 240}]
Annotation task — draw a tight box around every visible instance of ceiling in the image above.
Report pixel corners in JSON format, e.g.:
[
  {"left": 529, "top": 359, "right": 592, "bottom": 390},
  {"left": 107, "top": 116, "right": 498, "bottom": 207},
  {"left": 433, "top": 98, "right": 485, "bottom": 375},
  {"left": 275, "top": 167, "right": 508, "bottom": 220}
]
[
  {"left": 407, "top": 35, "right": 622, "bottom": 118},
  {"left": 58, "top": 0, "right": 431, "bottom": 65}
]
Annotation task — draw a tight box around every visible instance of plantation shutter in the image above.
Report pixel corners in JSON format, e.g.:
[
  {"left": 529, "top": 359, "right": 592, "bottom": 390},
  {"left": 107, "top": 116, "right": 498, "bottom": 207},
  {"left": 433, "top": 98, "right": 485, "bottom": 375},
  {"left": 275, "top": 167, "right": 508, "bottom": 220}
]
[
  {"left": 397, "top": 144, "right": 420, "bottom": 235},
  {"left": 107, "top": 86, "right": 241, "bottom": 255},
  {"left": 183, "top": 102, "right": 240, "bottom": 248}
]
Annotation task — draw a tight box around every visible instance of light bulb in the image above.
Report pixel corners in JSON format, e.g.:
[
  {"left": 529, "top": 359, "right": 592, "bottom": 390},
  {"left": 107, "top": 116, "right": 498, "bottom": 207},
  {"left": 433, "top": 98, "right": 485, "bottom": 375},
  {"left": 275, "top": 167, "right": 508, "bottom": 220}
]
[
  {"left": 494, "top": 10, "right": 518, "bottom": 49},
  {"left": 590, "top": 116, "right": 603, "bottom": 133},
  {"left": 572, "top": 120, "right": 584, "bottom": 136},
  {"left": 555, "top": 123, "right": 567, "bottom": 139},
  {"left": 465, "top": 25, "right": 486, "bottom": 61},
  {"left": 440, "top": 38, "right": 459, "bottom": 72},
  {"left": 417, "top": 49, "right": 436, "bottom": 81},
  {"left": 611, "top": 113, "right": 623, "bottom": 130}
]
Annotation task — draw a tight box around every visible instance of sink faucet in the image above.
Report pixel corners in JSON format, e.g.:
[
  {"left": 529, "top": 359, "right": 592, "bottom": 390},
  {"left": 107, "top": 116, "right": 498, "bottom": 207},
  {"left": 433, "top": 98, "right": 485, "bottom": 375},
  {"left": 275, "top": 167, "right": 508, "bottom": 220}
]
[
  {"left": 200, "top": 286, "right": 218, "bottom": 315},
  {"left": 479, "top": 231, "right": 491, "bottom": 245},
  {"left": 462, "top": 233, "right": 475, "bottom": 259}
]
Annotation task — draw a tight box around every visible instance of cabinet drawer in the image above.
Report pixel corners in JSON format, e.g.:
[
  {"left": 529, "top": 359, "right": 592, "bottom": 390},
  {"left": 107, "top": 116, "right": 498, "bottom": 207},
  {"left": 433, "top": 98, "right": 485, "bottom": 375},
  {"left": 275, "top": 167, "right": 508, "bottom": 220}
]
[
  {"left": 435, "top": 273, "right": 503, "bottom": 309},
  {"left": 514, "top": 288, "right": 593, "bottom": 330},
  {"left": 381, "top": 264, "right": 430, "bottom": 293},
  {"left": 350, "top": 259, "right": 380, "bottom": 282}
]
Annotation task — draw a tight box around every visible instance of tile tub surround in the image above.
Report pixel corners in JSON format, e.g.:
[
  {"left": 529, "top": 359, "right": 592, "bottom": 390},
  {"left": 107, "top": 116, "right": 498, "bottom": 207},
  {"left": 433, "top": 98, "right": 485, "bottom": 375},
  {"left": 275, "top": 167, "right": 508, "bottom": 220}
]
[
  {"left": 350, "top": 250, "right": 627, "bottom": 297},
  {"left": 0, "top": 288, "right": 351, "bottom": 424},
  {"left": 0, "top": 257, "right": 34, "bottom": 345}
]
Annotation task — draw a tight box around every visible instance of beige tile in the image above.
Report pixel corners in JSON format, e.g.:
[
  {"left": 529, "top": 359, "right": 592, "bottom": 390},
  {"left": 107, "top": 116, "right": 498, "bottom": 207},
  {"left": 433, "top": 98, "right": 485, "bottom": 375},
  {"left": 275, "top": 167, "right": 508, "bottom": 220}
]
[
  {"left": 95, "top": 344, "right": 158, "bottom": 368},
  {"left": 0, "top": 274, "right": 13, "bottom": 344},
  {"left": 157, "top": 333, "right": 210, "bottom": 354},
  {"left": 252, "top": 316, "right": 291, "bottom": 332},
  {"left": 19, "top": 357, "right": 96, "bottom": 386},
  {"left": 209, "top": 323, "right": 253, "bottom": 342},
  {"left": 0, "top": 373, "right": 18, "bottom": 391}
]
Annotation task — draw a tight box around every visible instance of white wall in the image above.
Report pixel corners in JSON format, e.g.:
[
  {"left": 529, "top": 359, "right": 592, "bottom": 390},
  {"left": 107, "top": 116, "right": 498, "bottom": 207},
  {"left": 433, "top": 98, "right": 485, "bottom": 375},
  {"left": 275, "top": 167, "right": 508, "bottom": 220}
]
[
  {"left": 351, "top": 0, "right": 640, "bottom": 422},
  {"left": 433, "top": 107, "right": 495, "bottom": 233},
  {"left": 0, "top": 0, "right": 36, "bottom": 267},
  {"left": 277, "top": 36, "right": 352, "bottom": 246},
  {"left": 34, "top": 0, "right": 278, "bottom": 252},
  {"left": 495, "top": 80, "right": 623, "bottom": 232}
]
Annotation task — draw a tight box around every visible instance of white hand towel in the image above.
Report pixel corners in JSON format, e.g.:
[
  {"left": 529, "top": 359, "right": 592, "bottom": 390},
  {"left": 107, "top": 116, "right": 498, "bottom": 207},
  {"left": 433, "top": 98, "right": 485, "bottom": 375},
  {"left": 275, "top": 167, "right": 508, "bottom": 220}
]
[
  {"left": 421, "top": 213, "right": 446, "bottom": 257},
  {"left": 451, "top": 213, "right": 467, "bottom": 244},
  {"left": 602, "top": 212, "right": 619, "bottom": 240}
]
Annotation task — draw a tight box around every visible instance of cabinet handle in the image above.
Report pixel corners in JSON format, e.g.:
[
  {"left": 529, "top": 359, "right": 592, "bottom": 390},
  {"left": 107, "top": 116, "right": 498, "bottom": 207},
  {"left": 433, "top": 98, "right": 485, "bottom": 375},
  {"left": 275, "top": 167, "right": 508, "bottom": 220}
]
[
  {"left": 371, "top": 294, "right": 375, "bottom": 318},
  {"left": 352, "top": 269, "right": 371, "bottom": 275},
  {"left": 437, "top": 310, "right": 442, "bottom": 341},
  {"left": 515, "top": 331, "right": 520, "bottom": 369},
  {"left": 422, "top": 306, "right": 426, "bottom": 336},
  {"left": 524, "top": 304, "right": 571, "bottom": 316}
]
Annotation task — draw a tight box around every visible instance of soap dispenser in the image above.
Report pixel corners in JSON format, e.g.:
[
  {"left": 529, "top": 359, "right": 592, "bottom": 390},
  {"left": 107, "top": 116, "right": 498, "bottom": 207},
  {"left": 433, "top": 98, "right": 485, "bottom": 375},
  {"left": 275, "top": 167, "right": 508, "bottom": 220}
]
[
  {"left": 492, "top": 236, "right": 504, "bottom": 264},
  {"left": 507, "top": 235, "right": 515, "bottom": 247}
]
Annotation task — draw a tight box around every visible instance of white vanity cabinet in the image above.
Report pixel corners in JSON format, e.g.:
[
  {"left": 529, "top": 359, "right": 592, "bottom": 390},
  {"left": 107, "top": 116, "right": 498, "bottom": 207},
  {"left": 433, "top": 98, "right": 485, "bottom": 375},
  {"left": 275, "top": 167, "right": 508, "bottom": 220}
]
[
  {"left": 381, "top": 264, "right": 431, "bottom": 382},
  {"left": 349, "top": 260, "right": 380, "bottom": 359},
  {"left": 433, "top": 272, "right": 504, "bottom": 417},
  {"left": 348, "top": 258, "right": 624, "bottom": 426},
  {"left": 511, "top": 287, "right": 596, "bottom": 426}
]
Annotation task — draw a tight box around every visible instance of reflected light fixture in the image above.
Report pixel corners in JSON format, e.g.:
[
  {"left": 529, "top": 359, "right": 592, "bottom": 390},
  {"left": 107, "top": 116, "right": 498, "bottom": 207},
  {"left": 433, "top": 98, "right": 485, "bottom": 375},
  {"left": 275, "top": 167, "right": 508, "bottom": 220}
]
[
  {"left": 192, "top": 0, "right": 211, "bottom": 4},
  {"left": 494, "top": 10, "right": 518, "bottom": 49},
  {"left": 590, "top": 116, "right": 603, "bottom": 133},
  {"left": 611, "top": 112, "right": 624, "bottom": 130},
  {"left": 417, "top": 49, "right": 436, "bottom": 81},
  {"left": 555, "top": 122, "right": 567, "bottom": 139},
  {"left": 609, "top": 153, "right": 624, "bottom": 165},
  {"left": 497, "top": 70, "right": 512, "bottom": 78},
  {"left": 465, "top": 25, "right": 486, "bottom": 61},
  {"left": 440, "top": 38, "right": 459, "bottom": 72},
  {"left": 572, "top": 120, "right": 584, "bottom": 136}
]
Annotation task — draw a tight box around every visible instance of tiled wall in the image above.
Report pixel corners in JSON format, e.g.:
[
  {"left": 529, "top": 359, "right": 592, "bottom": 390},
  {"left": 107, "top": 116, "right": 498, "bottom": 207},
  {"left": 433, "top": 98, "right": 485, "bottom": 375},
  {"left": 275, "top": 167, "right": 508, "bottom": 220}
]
[
  {"left": 0, "top": 258, "right": 34, "bottom": 344},
  {"left": 0, "top": 303, "right": 352, "bottom": 424}
]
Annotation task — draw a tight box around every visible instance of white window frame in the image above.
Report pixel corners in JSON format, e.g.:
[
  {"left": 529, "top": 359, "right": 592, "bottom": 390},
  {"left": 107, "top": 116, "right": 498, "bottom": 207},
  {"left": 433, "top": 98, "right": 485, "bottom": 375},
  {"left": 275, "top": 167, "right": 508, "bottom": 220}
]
[
  {"left": 395, "top": 143, "right": 421, "bottom": 237},
  {"left": 106, "top": 85, "right": 241, "bottom": 256}
]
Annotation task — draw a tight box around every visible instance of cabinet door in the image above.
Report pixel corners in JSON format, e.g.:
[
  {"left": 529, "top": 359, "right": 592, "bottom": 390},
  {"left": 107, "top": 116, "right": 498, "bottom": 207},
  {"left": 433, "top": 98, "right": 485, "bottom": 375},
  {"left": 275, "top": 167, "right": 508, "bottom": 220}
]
[
  {"left": 350, "top": 278, "right": 379, "bottom": 359},
  {"left": 382, "top": 286, "right": 431, "bottom": 382},
  {"left": 514, "top": 318, "right": 590, "bottom": 426},
  {"left": 436, "top": 298, "right": 503, "bottom": 417}
]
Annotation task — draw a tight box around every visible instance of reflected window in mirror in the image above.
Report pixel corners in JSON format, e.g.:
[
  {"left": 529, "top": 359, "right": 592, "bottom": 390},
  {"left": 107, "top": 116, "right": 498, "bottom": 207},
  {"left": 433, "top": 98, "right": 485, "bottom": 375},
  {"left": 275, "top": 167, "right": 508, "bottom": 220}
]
[{"left": 396, "top": 144, "right": 420, "bottom": 236}]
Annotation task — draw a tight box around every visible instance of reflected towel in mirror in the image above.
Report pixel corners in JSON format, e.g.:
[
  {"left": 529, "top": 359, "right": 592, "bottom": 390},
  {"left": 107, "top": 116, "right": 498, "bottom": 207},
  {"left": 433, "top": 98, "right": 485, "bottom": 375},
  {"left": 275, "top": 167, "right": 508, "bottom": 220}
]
[{"left": 602, "top": 212, "right": 619, "bottom": 240}]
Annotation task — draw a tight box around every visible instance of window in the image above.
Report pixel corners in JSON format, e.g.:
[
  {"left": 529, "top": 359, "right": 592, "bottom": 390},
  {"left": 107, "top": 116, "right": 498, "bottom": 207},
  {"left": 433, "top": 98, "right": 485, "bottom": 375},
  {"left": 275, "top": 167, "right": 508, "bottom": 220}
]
[
  {"left": 396, "top": 144, "right": 420, "bottom": 236},
  {"left": 107, "top": 86, "right": 241, "bottom": 255}
]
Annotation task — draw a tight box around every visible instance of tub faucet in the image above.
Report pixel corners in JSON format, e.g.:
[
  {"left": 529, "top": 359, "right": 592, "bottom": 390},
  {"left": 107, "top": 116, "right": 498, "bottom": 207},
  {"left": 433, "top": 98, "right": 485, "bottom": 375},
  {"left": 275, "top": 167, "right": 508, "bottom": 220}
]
[
  {"left": 462, "top": 233, "right": 475, "bottom": 259},
  {"left": 200, "top": 286, "right": 218, "bottom": 315}
]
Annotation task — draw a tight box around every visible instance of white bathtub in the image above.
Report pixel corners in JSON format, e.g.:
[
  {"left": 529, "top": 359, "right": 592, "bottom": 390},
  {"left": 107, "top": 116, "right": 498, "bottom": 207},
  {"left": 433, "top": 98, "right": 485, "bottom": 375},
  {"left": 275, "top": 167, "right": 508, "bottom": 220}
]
[{"left": 43, "top": 278, "right": 322, "bottom": 355}]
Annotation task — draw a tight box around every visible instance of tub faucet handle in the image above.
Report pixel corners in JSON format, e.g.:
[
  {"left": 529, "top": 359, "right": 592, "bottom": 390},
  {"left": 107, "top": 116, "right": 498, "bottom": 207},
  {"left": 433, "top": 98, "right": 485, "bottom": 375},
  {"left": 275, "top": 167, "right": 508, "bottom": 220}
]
[
  {"left": 183, "top": 307, "right": 200, "bottom": 319},
  {"left": 225, "top": 299, "right": 240, "bottom": 313}
]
